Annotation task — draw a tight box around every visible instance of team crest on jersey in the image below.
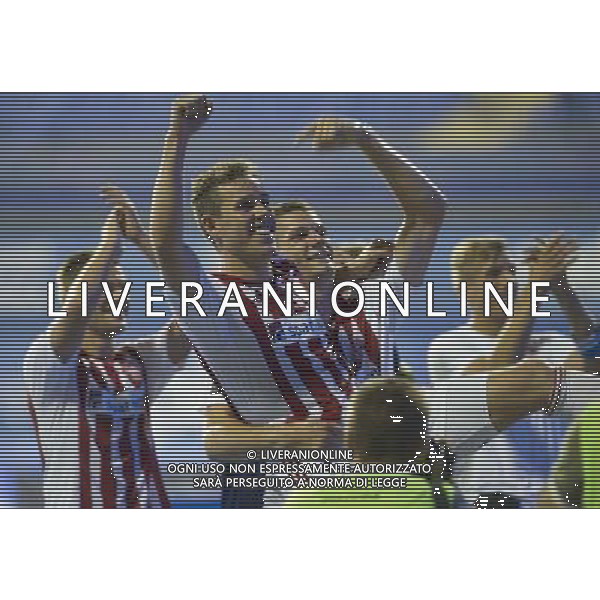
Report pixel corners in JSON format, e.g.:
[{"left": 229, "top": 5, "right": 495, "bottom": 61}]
[
  {"left": 268, "top": 316, "right": 328, "bottom": 345},
  {"left": 80, "top": 352, "right": 147, "bottom": 417},
  {"left": 86, "top": 387, "right": 146, "bottom": 416}
]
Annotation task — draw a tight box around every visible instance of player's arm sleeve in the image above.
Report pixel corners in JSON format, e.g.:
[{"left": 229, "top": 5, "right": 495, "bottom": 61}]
[
  {"left": 23, "top": 332, "right": 77, "bottom": 401},
  {"left": 170, "top": 273, "right": 295, "bottom": 424},
  {"left": 524, "top": 332, "right": 585, "bottom": 373},
  {"left": 131, "top": 323, "right": 190, "bottom": 399},
  {"left": 426, "top": 332, "right": 464, "bottom": 387}
]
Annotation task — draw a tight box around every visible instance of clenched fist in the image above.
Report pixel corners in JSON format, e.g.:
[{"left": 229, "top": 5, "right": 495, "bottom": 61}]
[
  {"left": 298, "top": 116, "right": 370, "bottom": 150},
  {"left": 169, "top": 94, "right": 213, "bottom": 141}
]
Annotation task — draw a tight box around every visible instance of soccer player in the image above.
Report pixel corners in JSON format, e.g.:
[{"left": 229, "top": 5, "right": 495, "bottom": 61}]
[
  {"left": 274, "top": 117, "right": 446, "bottom": 383},
  {"left": 150, "top": 96, "right": 353, "bottom": 429},
  {"left": 23, "top": 193, "right": 191, "bottom": 508},
  {"left": 429, "top": 234, "right": 589, "bottom": 383},
  {"left": 151, "top": 96, "right": 346, "bottom": 507},
  {"left": 427, "top": 234, "right": 593, "bottom": 506}
]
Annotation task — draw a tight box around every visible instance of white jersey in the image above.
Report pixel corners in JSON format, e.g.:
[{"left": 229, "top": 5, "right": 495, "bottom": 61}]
[
  {"left": 427, "top": 324, "right": 577, "bottom": 506},
  {"left": 428, "top": 324, "right": 577, "bottom": 385},
  {"left": 178, "top": 272, "right": 351, "bottom": 425},
  {"left": 151, "top": 358, "right": 223, "bottom": 508},
  {"left": 23, "top": 330, "right": 178, "bottom": 508},
  {"left": 425, "top": 375, "right": 538, "bottom": 503}
]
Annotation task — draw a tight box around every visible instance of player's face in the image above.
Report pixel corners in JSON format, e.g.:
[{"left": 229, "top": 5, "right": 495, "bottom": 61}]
[
  {"left": 275, "top": 210, "right": 333, "bottom": 280},
  {"left": 88, "top": 266, "right": 127, "bottom": 337},
  {"left": 208, "top": 177, "right": 275, "bottom": 265},
  {"left": 483, "top": 247, "right": 516, "bottom": 289}
]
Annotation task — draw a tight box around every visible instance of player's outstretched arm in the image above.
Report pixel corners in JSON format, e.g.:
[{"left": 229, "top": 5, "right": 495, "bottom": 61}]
[
  {"left": 204, "top": 405, "right": 329, "bottom": 461},
  {"left": 539, "top": 234, "right": 597, "bottom": 370},
  {"left": 300, "top": 117, "right": 446, "bottom": 284},
  {"left": 464, "top": 238, "right": 575, "bottom": 376},
  {"left": 486, "top": 359, "right": 557, "bottom": 430},
  {"left": 103, "top": 185, "right": 157, "bottom": 266},
  {"left": 48, "top": 209, "right": 122, "bottom": 361},
  {"left": 150, "top": 95, "right": 212, "bottom": 291},
  {"left": 463, "top": 289, "right": 535, "bottom": 376},
  {"left": 105, "top": 186, "right": 192, "bottom": 366}
]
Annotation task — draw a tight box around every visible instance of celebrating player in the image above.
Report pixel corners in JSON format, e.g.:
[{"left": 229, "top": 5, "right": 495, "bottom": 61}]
[
  {"left": 151, "top": 95, "right": 351, "bottom": 429},
  {"left": 23, "top": 191, "right": 191, "bottom": 508},
  {"left": 151, "top": 95, "right": 353, "bottom": 506},
  {"left": 274, "top": 117, "right": 446, "bottom": 383},
  {"left": 427, "top": 234, "right": 594, "bottom": 506},
  {"left": 429, "top": 234, "right": 589, "bottom": 384}
]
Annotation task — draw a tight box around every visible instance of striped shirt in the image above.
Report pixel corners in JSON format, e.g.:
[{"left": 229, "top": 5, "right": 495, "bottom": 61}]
[
  {"left": 24, "top": 332, "right": 176, "bottom": 508},
  {"left": 179, "top": 272, "right": 352, "bottom": 425},
  {"left": 328, "top": 281, "right": 382, "bottom": 386}
]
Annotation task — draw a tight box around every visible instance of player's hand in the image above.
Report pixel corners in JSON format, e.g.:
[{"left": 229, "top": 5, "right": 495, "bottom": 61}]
[
  {"left": 291, "top": 418, "right": 332, "bottom": 449},
  {"left": 99, "top": 208, "right": 123, "bottom": 258},
  {"left": 101, "top": 186, "right": 147, "bottom": 251},
  {"left": 169, "top": 94, "right": 213, "bottom": 140},
  {"left": 526, "top": 233, "right": 576, "bottom": 284},
  {"left": 298, "top": 117, "right": 369, "bottom": 150}
]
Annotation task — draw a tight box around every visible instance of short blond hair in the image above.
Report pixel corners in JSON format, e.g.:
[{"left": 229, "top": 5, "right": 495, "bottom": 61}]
[{"left": 191, "top": 160, "right": 256, "bottom": 222}]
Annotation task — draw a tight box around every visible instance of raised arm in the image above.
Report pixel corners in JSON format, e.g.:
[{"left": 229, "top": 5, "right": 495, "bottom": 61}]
[
  {"left": 464, "top": 238, "right": 574, "bottom": 375},
  {"left": 105, "top": 186, "right": 191, "bottom": 365},
  {"left": 48, "top": 208, "right": 121, "bottom": 361},
  {"left": 150, "top": 95, "right": 212, "bottom": 291},
  {"left": 300, "top": 117, "right": 446, "bottom": 284},
  {"left": 540, "top": 234, "right": 597, "bottom": 372},
  {"left": 486, "top": 359, "right": 557, "bottom": 430},
  {"left": 463, "top": 288, "right": 535, "bottom": 375}
]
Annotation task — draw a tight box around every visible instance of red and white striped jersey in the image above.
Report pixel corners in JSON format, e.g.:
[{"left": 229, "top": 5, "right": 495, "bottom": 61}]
[
  {"left": 327, "top": 278, "right": 382, "bottom": 386},
  {"left": 329, "top": 266, "right": 411, "bottom": 382},
  {"left": 178, "top": 272, "right": 352, "bottom": 425},
  {"left": 24, "top": 331, "right": 176, "bottom": 508}
]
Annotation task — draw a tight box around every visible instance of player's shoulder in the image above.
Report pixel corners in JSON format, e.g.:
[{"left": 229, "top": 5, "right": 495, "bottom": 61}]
[
  {"left": 24, "top": 332, "right": 62, "bottom": 370},
  {"left": 23, "top": 331, "right": 77, "bottom": 394},
  {"left": 128, "top": 322, "right": 191, "bottom": 366}
]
